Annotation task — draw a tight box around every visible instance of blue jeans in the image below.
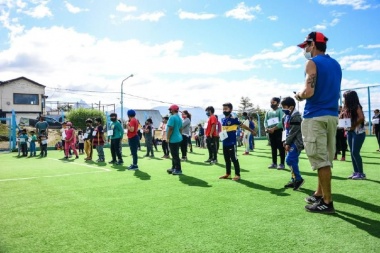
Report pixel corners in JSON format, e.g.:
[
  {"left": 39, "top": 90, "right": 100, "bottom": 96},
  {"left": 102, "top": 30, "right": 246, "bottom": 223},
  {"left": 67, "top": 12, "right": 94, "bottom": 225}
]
[
  {"left": 96, "top": 145, "right": 105, "bottom": 160},
  {"left": 128, "top": 135, "right": 139, "bottom": 166},
  {"left": 347, "top": 131, "right": 365, "bottom": 173},
  {"left": 285, "top": 143, "right": 302, "bottom": 181}
]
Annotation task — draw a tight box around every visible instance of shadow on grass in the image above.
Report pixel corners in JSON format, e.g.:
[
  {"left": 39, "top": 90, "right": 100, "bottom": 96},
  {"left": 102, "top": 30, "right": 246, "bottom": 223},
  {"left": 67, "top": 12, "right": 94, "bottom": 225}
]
[
  {"left": 187, "top": 160, "right": 213, "bottom": 166},
  {"left": 134, "top": 170, "right": 151, "bottom": 180},
  {"left": 178, "top": 174, "right": 212, "bottom": 188},
  {"left": 335, "top": 210, "right": 380, "bottom": 239},
  {"left": 237, "top": 179, "right": 290, "bottom": 196}
]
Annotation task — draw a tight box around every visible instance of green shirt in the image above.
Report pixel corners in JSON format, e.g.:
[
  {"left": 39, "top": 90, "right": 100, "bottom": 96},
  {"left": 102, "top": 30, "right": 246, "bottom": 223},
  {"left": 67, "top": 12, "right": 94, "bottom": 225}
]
[
  {"left": 264, "top": 108, "right": 284, "bottom": 129},
  {"left": 109, "top": 121, "right": 124, "bottom": 139}
]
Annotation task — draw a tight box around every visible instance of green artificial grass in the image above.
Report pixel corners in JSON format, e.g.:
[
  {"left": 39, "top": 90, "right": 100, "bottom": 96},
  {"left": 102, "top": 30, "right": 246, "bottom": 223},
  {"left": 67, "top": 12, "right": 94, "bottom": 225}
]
[{"left": 0, "top": 137, "right": 379, "bottom": 253}]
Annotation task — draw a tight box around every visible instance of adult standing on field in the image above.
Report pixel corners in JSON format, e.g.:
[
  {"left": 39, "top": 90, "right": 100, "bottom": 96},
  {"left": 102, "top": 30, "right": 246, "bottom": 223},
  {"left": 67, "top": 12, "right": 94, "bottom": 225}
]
[
  {"left": 166, "top": 104, "right": 183, "bottom": 175},
  {"left": 35, "top": 116, "right": 49, "bottom": 137},
  {"left": 295, "top": 31, "right": 342, "bottom": 214},
  {"left": 108, "top": 113, "right": 124, "bottom": 165}
]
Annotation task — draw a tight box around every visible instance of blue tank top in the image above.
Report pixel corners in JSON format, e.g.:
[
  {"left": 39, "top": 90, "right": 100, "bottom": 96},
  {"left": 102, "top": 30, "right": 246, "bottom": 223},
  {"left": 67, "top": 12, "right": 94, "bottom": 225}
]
[{"left": 303, "top": 54, "right": 342, "bottom": 118}]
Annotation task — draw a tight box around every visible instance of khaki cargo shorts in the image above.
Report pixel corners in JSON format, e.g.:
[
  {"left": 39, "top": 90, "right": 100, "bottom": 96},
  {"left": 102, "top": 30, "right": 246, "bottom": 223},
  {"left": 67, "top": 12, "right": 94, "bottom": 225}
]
[{"left": 301, "top": 116, "right": 338, "bottom": 170}]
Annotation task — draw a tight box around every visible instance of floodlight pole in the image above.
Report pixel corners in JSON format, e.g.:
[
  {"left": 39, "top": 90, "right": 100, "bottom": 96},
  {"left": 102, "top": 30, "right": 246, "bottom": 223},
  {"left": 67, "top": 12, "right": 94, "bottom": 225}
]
[{"left": 120, "top": 74, "right": 134, "bottom": 124}]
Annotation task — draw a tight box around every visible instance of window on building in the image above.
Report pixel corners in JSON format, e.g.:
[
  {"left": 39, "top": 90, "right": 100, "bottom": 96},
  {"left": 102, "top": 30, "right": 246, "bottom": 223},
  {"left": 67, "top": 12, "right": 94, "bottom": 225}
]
[{"left": 13, "top": 93, "right": 39, "bottom": 105}]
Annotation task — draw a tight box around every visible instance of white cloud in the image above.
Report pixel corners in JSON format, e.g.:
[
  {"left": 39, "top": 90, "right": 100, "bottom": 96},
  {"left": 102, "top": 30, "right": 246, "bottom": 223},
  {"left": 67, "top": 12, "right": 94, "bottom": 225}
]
[
  {"left": 225, "top": 2, "right": 261, "bottom": 21},
  {"left": 267, "top": 15, "right": 278, "bottom": 21},
  {"left": 116, "top": 3, "right": 137, "bottom": 13},
  {"left": 251, "top": 46, "right": 302, "bottom": 63},
  {"left": 64, "top": 1, "right": 89, "bottom": 14},
  {"left": 318, "top": 0, "right": 371, "bottom": 10},
  {"left": 0, "top": 8, "right": 25, "bottom": 39},
  {"left": 339, "top": 55, "right": 380, "bottom": 71},
  {"left": 272, "top": 41, "right": 284, "bottom": 48},
  {"left": 178, "top": 9, "right": 216, "bottom": 20},
  {"left": 16, "top": 0, "right": 27, "bottom": 9},
  {"left": 282, "top": 64, "right": 302, "bottom": 69},
  {"left": 122, "top": 11, "right": 165, "bottom": 22},
  {"left": 23, "top": 1, "right": 52, "bottom": 19},
  {"left": 330, "top": 18, "right": 339, "bottom": 26},
  {"left": 359, "top": 44, "right": 380, "bottom": 49}
]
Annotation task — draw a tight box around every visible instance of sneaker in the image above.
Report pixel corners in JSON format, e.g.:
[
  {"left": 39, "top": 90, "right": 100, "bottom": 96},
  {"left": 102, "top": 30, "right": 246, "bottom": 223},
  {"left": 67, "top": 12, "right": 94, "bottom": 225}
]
[
  {"left": 277, "top": 164, "right": 285, "bottom": 170},
  {"left": 128, "top": 165, "right": 139, "bottom": 170},
  {"left": 108, "top": 160, "right": 116, "bottom": 164},
  {"left": 181, "top": 157, "right": 187, "bottom": 162},
  {"left": 116, "top": 160, "right": 124, "bottom": 165},
  {"left": 268, "top": 163, "right": 277, "bottom": 169},
  {"left": 167, "top": 168, "right": 174, "bottom": 174},
  {"left": 305, "top": 199, "right": 335, "bottom": 214},
  {"left": 75, "top": 156, "right": 79, "bottom": 159},
  {"left": 219, "top": 174, "right": 231, "bottom": 179},
  {"left": 243, "top": 152, "right": 249, "bottom": 155},
  {"left": 210, "top": 160, "right": 217, "bottom": 164},
  {"left": 144, "top": 154, "right": 149, "bottom": 157},
  {"left": 340, "top": 157, "right": 346, "bottom": 161},
  {"left": 352, "top": 173, "right": 366, "bottom": 180},
  {"left": 172, "top": 169, "right": 183, "bottom": 175},
  {"left": 284, "top": 181, "right": 294, "bottom": 189},
  {"left": 304, "top": 194, "right": 323, "bottom": 204},
  {"left": 64, "top": 156, "right": 68, "bottom": 159},
  {"left": 232, "top": 175, "right": 240, "bottom": 181},
  {"left": 161, "top": 155, "right": 167, "bottom": 158},
  {"left": 293, "top": 179, "right": 305, "bottom": 191},
  {"left": 204, "top": 159, "right": 212, "bottom": 163},
  {"left": 347, "top": 172, "right": 357, "bottom": 179}
]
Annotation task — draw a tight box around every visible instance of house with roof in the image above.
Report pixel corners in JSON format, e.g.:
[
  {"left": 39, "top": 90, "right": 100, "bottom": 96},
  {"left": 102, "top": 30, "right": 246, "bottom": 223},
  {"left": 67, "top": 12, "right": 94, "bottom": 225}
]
[{"left": 0, "top": 77, "right": 47, "bottom": 122}]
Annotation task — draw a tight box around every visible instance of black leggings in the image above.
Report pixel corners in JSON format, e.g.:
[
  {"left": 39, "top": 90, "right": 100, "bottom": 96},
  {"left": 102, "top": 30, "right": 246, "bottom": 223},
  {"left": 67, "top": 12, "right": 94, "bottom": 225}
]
[
  {"left": 181, "top": 135, "right": 189, "bottom": 158},
  {"left": 335, "top": 128, "right": 347, "bottom": 157},
  {"left": 162, "top": 140, "right": 169, "bottom": 156},
  {"left": 111, "top": 138, "right": 123, "bottom": 162},
  {"left": 169, "top": 142, "right": 181, "bottom": 171},
  {"left": 268, "top": 129, "right": 285, "bottom": 165}
]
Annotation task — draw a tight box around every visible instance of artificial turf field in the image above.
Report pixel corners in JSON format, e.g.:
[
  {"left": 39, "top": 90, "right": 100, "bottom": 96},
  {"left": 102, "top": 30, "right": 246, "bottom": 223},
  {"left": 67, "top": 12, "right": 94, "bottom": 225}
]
[{"left": 0, "top": 137, "right": 379, "bottom": 253}]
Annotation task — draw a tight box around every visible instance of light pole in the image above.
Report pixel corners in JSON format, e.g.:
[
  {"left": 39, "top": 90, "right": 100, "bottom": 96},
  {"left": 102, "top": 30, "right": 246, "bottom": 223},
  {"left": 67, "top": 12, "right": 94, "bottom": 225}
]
[{"left": 120, "top": 74, "right": 134, "bottom": 124}]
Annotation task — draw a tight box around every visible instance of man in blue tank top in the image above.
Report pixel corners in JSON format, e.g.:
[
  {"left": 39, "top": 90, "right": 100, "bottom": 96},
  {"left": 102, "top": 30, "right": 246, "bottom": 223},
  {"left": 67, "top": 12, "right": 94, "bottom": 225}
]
[{"left": 295, "top": 32, "right": 342, "bottom": 214}]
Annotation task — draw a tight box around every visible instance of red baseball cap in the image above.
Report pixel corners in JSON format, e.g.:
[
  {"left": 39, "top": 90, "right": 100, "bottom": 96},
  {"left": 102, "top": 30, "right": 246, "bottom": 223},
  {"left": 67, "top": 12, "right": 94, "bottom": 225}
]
[
  {"left": 297, "top": 32, "right": 327, "bottom": 48},
  {"left": 169, "top": 104, "right": 179, "bottom": 111}
]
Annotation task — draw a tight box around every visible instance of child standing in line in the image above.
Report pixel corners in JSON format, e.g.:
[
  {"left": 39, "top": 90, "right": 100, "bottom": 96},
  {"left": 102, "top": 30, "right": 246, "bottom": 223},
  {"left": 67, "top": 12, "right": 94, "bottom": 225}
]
[
  {"left": 126, "top": 110, "right": 139, "bottom": 170},
  {"left": 160, "top": 116, "right": 170, "bottom": 158},
  {"left": 84, "top": 118, "right": 94, "bottom": 161},
  {"left": 19, "top": 129, "right": 28, "bottom": 157},
  {"left": 29, "top": 131, "right": 37, "bottom": 157},
  {"left": 17, "top": 130, "right": 22, "bottom": 156},
  {"left": 219, "top": 103, "right": 255, "bottom": 181},
  {"left": 39, "top": 130, "right": 48, "bottom": 157},
  {"left": 281, "top": 97, "right": 305, "bottom": 190},
  {"left": 93, "top": 118, "right": 105, "bottom": 162},
  {"left": 77, "top": 130, "right": 85, "bottom": 154},
  {"left": 143, "top": 118, "right": 154, "bottom": 157},
  {"left": 64, "top": 122, "right": 79, "bottom": 159},
  {"left": 61, "top": 122, "right": 72, "bottom": 157}
]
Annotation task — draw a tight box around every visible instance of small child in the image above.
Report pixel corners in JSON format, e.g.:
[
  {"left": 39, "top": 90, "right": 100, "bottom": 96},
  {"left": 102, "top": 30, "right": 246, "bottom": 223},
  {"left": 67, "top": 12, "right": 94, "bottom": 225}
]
[
  {"left": 19, "top": 129, "right": 28, "bottom": 157},
  {"left": 29, "top": 131, "right": 37, "bottom": 157},
  {"left": 17, "top": 129, "right": 22, "bottom": 156},
  {"left": 77, "top": 130, "right": 85, "bottom": 154},
  {"left": 39, "top": 130, "right": 48, "bottom": 157},
  {"left": 143, "top": 118, "right": 154, "bottom": 157},
  {"left": 281, "top": 97, "right": 304, "bottom": 190},
  {"left": 93, "top": 118, "right": 105, "bottom": 162},
  {"left": 64, "top": 122, "right": 79, "bottom": 159}
]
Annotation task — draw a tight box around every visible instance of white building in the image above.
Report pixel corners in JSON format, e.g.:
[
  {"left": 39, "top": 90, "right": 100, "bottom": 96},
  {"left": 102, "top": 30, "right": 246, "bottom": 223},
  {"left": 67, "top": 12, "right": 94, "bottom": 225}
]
[{"left": 0, "top": 77, "right": 47, "bottom": 122}]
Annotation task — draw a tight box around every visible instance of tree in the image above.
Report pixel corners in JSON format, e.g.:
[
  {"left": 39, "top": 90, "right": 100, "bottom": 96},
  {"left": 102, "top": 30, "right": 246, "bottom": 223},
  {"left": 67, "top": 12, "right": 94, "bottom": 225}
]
[
  {"left": 238, "top": 97, "right": 253, "bottom": 114},
  {"left": 66, "top": 108, "right": 106, "bottom": 131}
]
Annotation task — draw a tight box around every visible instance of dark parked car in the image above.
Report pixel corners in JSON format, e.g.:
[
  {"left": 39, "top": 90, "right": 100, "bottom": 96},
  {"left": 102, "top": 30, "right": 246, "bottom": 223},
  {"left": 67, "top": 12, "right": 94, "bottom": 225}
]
[{"left": 24, "top": 116, "right": 63, "bottom": 129}]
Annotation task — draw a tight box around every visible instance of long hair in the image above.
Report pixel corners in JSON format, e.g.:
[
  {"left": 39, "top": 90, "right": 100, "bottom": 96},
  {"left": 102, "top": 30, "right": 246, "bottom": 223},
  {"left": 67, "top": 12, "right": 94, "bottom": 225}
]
[
  {"left": 343, "top": 90, "right": 364, "bottom": 126},
  {"left": 182, "top": 110, "right": 192, "bottom": 121}
]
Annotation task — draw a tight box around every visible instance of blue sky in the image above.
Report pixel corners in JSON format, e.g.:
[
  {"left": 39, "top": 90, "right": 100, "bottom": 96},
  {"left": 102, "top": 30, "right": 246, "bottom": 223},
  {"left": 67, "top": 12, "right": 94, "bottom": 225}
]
[{"left": 1, "top": 0, "right": 380, "bottom": 115}]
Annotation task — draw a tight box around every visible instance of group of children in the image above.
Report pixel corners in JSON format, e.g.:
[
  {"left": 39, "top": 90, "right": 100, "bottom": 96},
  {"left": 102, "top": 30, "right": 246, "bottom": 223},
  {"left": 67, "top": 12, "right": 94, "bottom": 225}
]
[{"left": 17, "top": 128, "right": 48, "bottom": 157}]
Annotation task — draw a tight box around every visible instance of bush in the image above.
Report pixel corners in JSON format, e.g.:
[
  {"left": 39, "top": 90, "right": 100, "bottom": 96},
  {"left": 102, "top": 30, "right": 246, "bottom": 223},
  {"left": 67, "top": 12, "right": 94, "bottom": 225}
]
[{"left": 66, "top": 108, "right": 106, "bottom": 130}]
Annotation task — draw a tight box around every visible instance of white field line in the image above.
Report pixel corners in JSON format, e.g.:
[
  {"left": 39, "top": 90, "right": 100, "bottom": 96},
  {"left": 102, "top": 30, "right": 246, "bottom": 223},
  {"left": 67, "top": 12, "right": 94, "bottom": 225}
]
[
  {"left": 47, "top": 158, "right": 111, "bottom": 172},
  {"left": 0, "top": 158, "right": 111, "bottom": 182}
]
